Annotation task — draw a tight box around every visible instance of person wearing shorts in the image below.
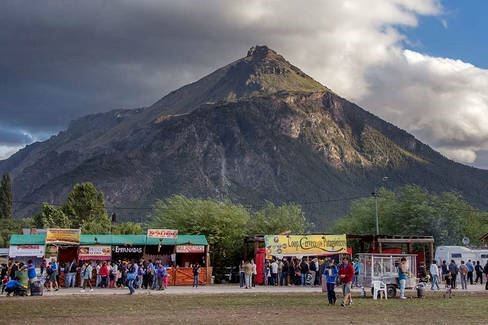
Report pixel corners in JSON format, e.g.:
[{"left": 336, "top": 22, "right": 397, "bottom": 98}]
[{"left": 339, "top": 257, "right": 354, "bottom": 307}]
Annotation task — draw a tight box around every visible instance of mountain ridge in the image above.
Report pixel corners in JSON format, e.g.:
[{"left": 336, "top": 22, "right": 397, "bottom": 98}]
[{"left": 2, "top": 45, "right": 488, "bottom": 227}]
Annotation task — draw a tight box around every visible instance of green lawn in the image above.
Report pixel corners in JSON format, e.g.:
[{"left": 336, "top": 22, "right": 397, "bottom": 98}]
[{"left": 1, "top": 292, "right": 487, "bottom": 324}]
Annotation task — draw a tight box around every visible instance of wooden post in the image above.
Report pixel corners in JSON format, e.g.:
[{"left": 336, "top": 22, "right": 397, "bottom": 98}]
[{"left": 429, "top": 242, "right": 434, "bottom": 263}]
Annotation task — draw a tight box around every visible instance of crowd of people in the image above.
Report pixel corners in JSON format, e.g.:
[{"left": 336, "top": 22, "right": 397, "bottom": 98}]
[
  {"left": 426, "top": 259, "right": 488, "bottom": 293},
  {"left": 0, "top": 258, "right": 205, "bottom": 296}
]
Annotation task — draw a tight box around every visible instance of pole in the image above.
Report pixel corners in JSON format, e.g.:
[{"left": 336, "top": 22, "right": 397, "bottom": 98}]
[{"left": 374, "top": 187, "right": 379, "bottom": 235}]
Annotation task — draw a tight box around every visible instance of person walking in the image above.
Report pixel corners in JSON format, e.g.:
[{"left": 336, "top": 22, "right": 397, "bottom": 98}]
[
  {"left": 466, "top": 260, "right": 474, "bottom": 285},
  {"left": 398, "top": 257, "right": 409, "bottom": 299},
  {"left": 474, "top": 261, "right": 483, "bottom": 284},
  {"left": 325, "top": 259, "right": 338, "bottom": 305},
  {"left": 339, "top": 257, "right": 354, "bottom": 307},
  {"left": 429, "top": 260, "right": 440, "bottom": 290},
  {"left": 448, "top": 260, "right": 458, "bottom": 289},
  {"left": 192, "top": 263, "right": 200, "bottom": 288},
  {"left": 80, "top": 261, "right": 93, "bottom": 292},
  {"left": 127, "top": 262, "right": 136, "bottom": 295},
  {"left": 484, "top": 261, "right": 488, "bottom": 290},
  {"left": 459, "top": 261, "right": 468, "bottom": 290},
  {"left": 48, "top": 258, "right": 59, "bottom": 292}
]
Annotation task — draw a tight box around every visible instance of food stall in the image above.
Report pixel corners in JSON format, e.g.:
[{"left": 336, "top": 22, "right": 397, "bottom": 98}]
[{"left": 8, "top": 231, "right": 211, "bottom": 286}]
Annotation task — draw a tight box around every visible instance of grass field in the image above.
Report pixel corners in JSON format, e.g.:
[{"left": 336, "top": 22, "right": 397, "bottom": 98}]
[{"left": 1, "top": 292, "right": 487, "bottom": 324}]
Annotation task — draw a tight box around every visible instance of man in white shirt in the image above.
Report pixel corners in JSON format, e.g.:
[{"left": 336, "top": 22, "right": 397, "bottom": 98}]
[
  {"left": 271, "top": 260, "right": 279, "bottom": 286},
  {"left": 430, "top": 260, "right": 440, "bottom": 290}
]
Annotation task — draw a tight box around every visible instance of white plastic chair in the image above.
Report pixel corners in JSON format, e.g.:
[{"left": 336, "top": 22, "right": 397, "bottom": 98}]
[{"left": 372, "top": 280, "right": 388, "bottom": 300}]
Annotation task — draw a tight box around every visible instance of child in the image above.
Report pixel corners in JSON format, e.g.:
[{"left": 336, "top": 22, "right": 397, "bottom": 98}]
[{"left": 1, "top": 275, "right": 8, "bottom": 295}]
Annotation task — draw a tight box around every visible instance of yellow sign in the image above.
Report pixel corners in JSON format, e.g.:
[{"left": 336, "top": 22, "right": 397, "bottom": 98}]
[
  {"left": 45, "top": 228, "right": 81, "bottom": 245},
  {"left": 264, "top": 234, "right": 347, "bottom": 257}
]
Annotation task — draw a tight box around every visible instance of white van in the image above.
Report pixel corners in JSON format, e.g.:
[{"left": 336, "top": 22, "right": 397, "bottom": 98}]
[{"left": 435, "top": 246, "right": 488, "bottom": 265}]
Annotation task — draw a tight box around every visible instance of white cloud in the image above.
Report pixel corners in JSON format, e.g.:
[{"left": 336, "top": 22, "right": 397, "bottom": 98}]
[{"left": 0, "top": 145, "right": 24, "bottom": 160}]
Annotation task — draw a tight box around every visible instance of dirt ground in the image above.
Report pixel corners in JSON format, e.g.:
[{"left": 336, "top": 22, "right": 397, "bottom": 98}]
[{"left": 1, "top": 291, "right": 487, "bottom": 324}]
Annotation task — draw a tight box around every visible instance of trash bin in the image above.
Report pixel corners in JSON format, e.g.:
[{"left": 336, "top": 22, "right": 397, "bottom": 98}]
[{"left": 416, "top": 283, "right": 425, "bottom": 298}]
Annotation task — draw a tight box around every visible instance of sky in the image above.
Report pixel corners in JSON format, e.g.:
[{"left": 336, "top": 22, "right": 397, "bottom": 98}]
[{"left": 1, "top": 0, "right": 488, "bottom": 168}]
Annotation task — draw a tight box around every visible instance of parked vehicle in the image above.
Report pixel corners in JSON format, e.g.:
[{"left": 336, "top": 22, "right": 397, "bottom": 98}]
[
  {"left": 435, "top": 246, "right": 488, "bottom": 265},
  {"left": 357, "top": 253, "right": 417, "bottom": 298}
]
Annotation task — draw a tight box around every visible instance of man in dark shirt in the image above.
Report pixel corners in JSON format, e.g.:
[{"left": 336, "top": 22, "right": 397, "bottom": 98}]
[{"left": 299, "top": 258, "right": 309, "bottom": 286}]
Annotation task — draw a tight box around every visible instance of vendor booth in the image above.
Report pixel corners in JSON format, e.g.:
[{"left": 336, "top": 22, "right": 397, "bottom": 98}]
[
  {"left": 245, "top": 234, "right": 349, "bottom": 285},
  {"left": 8, "top": 232, "right": 211, "bottom": 286}
]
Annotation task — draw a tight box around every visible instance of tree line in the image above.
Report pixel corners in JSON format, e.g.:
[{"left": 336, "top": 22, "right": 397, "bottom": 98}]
[{"left": 1, "top": 173, "right": 487, "bottom": 267}]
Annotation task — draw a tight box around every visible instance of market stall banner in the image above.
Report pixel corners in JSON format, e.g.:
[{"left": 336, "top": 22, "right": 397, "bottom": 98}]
[
  {"left": 264, "top": 234, "right": 347, "bottom": 257},
  {"left": 9, "top": 245, "right": 45, "bottom": 257},
  {"left": 176, "top": 245, "right": 205, "bottom": 253},
  {"left": 45, "top": 228, "right": 81, "bottom": 245},
  {"left": 112, "top": 246, "right": 144, "bottom": 254},
  {"left": 78, "top": 246, "right": 111, "bottom": 260},
  {"left": 147, "top": 229, "right": 178, "bottom": 239}
]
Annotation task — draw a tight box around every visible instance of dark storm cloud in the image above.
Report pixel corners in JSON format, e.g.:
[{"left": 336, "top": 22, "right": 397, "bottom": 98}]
[{"left": 0, "top": 0, "right": 253, "bottom": 134}]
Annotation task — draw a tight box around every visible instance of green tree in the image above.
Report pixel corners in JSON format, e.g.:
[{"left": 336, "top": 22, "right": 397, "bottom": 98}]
[
  {"left": 0, "top": 173, "right": 13, "bottom": 219},
  {"left": 63, "top": 182, "right": 110, "bottom": 233},
  {"left": 151, "top": 195, "right": 250, "bottom": 267},
  {"left": 249, "top": 202, "right": 310, "bottom": 234},
  {"left": 112, "top": 222, "right": 144, "bottom": 234},
  {"left": 333, "top": 185, "right": 488, "bottom": 246},
  {"left": 0, "top": 218, "right": 30, "bottom": 247},
  {"left": 33, "top": 203, "right": 71, "bottom": 228}
]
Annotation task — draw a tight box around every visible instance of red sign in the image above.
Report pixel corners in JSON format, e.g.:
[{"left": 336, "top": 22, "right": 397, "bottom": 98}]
[
  {"left": 176, "top": 245, "right": 205, "bottom": 253},
  {"left": 147, "top": 229, "right": 178, "bottom": 239}
]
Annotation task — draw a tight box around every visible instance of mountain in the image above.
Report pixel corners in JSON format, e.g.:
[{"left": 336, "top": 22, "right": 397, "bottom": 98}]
[{"left": 2, "top": 45, "right": 488, "bottom": 228}]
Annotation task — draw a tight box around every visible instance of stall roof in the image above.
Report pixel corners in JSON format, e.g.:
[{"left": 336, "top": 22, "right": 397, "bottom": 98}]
[
  {"left": 10, "top": 234, "right": 46, "bottom": 245},
  {"left": 10, "top": 233, "right": 208, "bottom": 246}
]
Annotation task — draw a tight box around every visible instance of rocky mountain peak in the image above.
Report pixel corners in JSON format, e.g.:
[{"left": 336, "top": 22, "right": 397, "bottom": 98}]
[{"left": 246, "top": 45, "right": 280, "bottom": 61}]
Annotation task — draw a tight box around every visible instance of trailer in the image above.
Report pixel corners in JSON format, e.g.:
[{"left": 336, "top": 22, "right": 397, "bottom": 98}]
[
  {"left": 435, "top": 246, "right": 488, "bottom": 265},
  {"left": 358, "top": 253, "right": 417, "bottom": 298}
]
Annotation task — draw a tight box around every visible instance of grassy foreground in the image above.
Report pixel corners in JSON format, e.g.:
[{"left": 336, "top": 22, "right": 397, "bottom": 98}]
[{"left": 1, "top": 292, "right": 487, "bottom": 324}]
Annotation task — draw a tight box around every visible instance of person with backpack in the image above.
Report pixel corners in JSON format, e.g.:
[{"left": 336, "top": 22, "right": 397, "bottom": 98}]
[
  {"left": 127, "top": 261, "right": 137, "bottom": 295},
  {"left": 459, "top": 261, "right": 468, "bottom": 290},
  {"left": 80, "top": 261, "right": 93, "bottom": 292},
  {"left": 324, "top": 259, "right": 338, "bottom": 305}
]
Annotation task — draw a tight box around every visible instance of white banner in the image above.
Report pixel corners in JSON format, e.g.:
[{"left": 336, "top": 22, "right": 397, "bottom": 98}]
[
  {"left": 147, "top": 229, "right": 178, "bottom": 239},
  {"left": 9, "top": 245, "right": 45, "bottom": 257}
]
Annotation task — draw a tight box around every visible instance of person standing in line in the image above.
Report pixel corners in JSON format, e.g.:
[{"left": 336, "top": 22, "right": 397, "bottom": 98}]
[
  {"left": 251, "top": 259, "right": 257, "bottom": 287},
  {"left": 239, "top": 261, "right": 245, "bottom": 288},
  {"left": 80, "top": 261, "right": 93, "bottom": 293},
  {"left": 281, "top": 258, "right": 289, "bottom": 286},
  {"left": 429, "top": 260, "right": 440, "bottom": 290},
  {"left": 299, "top": 258, "right": 309, "bottom": 286},
  {"left": 474, "top": 261, "right": 483, "bottom": 284},
  {"left": 309, "top": 258, "right": 317, "bottom": 287},
  {"left": 459, "top": 260, "right": 468, "bottom": 290},
  {"left": 325, "top": 259, "right": 338, "bottom": 305},
  {"left": 244, "top": 260, "right": 253, "bottom": 289},
  {"left": 398, "top": 257, "right": 409, "bottom": 300},
  {"left": 66, "top": 260, "right": 77, "bottom": 288},
  {"left": 95, "top": 262, "right": 101, "bottom": 288},
  {"left": 441, "top": 260, "right": 449, "bottom": 287},
  {"left": 448, "top": 260, "right": 458, "bottom": 289},
  {"left": 339, "top": 257, "right": 354, "bottom": 307},
  {"left": 99, "top": 262, "right": 109, "bottom": 288},
  {"left": 466, "top": 260, "right": 474, "bottom": 285},
  {"left": 270, "top": 259, "right": 278, "bottom": 286},
  {"left": 192, "top": 263, "right": 201, "bottom": 288},
  {"left": 277, "top": 259, "right": 283, "bottom": 286}
]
